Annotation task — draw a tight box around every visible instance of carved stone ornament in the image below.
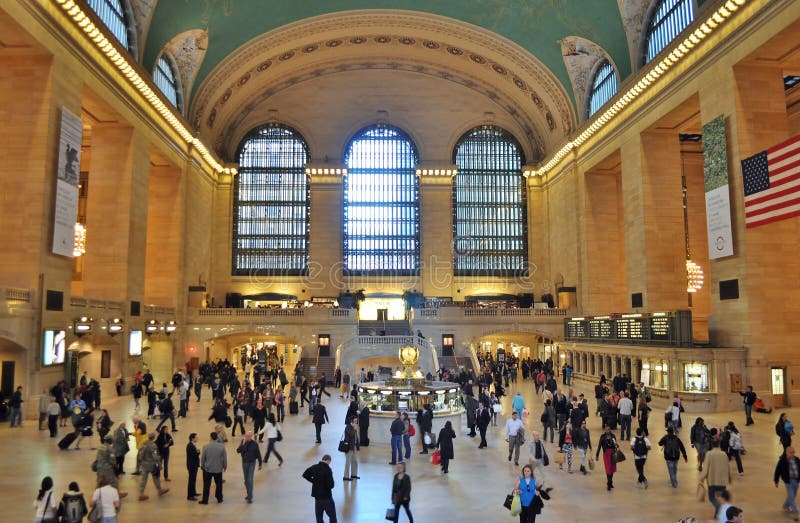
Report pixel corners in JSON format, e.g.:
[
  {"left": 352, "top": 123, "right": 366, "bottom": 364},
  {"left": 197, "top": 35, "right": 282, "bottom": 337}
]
[
  {"left": 164, "top": 29, "right": 209, "bottom": 110},
  {"left": 559, "top": 36, "right": 614, "bottom": 122}
]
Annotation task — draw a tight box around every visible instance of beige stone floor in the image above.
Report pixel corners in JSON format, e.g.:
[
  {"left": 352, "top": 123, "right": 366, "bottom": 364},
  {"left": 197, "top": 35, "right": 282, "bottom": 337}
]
[{"left": 1, "top": 377, "right": 788, "bottom": 522}]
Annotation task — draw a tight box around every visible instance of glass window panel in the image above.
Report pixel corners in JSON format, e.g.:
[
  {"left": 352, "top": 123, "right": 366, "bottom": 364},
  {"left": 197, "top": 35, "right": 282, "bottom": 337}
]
[
  {"left": 343, "top": 126, "right": 420, "bottom": 275},
  {"left": 232, "top": 124, "right": 310, "bottom": 275},
  {"left": 588, "top": 60, "right": 618, "bottom": 117},
  {"left": 644, "top": 0, "right": 695, "bottom": 64},
  {"left": 86, "top": 0, "right": 131, "bottom": 52},
  {"left": 452, "top": 126, "right": 528, "bottom": 276},
  {"left": 153, "top": 55, "right": 181, "bottom": 111}
]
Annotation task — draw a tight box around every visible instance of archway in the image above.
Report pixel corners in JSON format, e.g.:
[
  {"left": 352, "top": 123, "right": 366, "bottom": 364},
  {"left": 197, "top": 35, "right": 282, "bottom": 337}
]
[{"left": 0, "top": 337, "right": 26, "bottom": 399}]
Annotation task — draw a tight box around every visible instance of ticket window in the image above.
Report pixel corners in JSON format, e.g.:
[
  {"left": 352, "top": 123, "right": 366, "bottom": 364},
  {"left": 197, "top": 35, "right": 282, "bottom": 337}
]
[{"left": 684, "top": 363, "right": 709, "bottom": 393}]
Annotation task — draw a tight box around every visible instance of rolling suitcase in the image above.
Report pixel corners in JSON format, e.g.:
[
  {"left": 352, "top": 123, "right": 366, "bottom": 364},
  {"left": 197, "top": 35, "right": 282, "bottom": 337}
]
[
  {"left": 289, "top": 400, "right": 299, "bottom": 415},
  {"left": 58, "top": 431, "right": 78, "bottom": 450}
]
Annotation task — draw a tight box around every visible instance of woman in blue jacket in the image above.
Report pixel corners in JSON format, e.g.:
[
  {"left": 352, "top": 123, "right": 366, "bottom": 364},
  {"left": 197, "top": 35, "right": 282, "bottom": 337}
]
[{"left": 514, "top": 464, "right": 542, "bottom": 522}]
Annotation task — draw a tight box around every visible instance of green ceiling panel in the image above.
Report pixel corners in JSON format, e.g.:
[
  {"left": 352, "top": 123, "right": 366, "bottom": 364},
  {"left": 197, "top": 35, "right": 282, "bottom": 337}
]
[{"left": 144, "top": 1, "right": 631, "bottom": 109}]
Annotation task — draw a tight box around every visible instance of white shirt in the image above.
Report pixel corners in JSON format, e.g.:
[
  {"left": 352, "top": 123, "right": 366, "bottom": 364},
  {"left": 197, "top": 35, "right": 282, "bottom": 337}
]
[
  {"left": 618, "top": 397, "right": 634, "bottom": 416},
  {"left": 33, "top": 490, "right": 57, "bottom": 519},
  {"left": 717, "top": 502, "right": 732, "bottom": 523},
  {"left": 505, "top": 418, "right": 524, "bottom": 438},
  {"left": 259, "top": 421, "right": 281, "bottom": 439},
  {"left": 92, "top": 485, "right": 120, "bottom": 517}
]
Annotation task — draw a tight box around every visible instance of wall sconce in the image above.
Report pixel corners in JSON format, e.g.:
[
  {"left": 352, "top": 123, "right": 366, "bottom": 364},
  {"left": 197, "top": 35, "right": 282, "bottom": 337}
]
[
  {"left": 73, "top": 316, "right": 93, "bottom": 336},
  {"left": 145, "top": 319, "right": 160, "bottom": 335},
  {"left": 165, "top": 320, "right": 177, "bottom": 335},
  {"left": 107, "top": 318, "right": 124, "bottom": 336}
]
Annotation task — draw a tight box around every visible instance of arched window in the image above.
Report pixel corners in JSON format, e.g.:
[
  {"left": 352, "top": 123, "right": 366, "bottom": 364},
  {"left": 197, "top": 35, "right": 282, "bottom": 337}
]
[
  {"left": 643, "top": 0, "right": 695, "bottom": 64},
  {"left": 86, "top": 0, "right": 135, "bottom": 54},
  {"left": 153, "top": 54, "right": 183, "bottom": 112},
  {"left": 587, "top": 60, "right": 618, "bottom": 118},
  {"left": 232, "top": 124, "right": 310, "bottom": 275},
  {"left": 343, "top": 125, "right": 419, "bottom": 275},
  {"left": 453, "top": 126, "right": 528, "bottom": 276}
]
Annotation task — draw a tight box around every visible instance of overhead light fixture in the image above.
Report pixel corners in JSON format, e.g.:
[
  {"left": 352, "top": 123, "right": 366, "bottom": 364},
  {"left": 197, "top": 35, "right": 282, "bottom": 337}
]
[
  {"left": 73, "top": 223, "right": 86, "bottom": 257},
  {"left": 107, "top": 318, "right": 124, "bottom": 336},
  {"left": 145, "top": 319, "right": 160, "bottom": 335},
  {"left": 165, "top": 320, "right": 177, "bottom": 334},
  {"left": 73, "top": 316, "right": 93, "bottom": 336}
]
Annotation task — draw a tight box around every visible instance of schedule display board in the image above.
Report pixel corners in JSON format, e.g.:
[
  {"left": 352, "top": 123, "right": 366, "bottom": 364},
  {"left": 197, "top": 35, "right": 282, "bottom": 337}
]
[{"left": 564, "top": 311, "right": 691, "bottom": 347}]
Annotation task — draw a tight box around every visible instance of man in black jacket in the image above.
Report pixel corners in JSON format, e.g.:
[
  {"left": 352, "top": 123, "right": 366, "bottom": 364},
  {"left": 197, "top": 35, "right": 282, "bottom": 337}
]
[
  {"left": 303, "top": 454, "right": 337, "bottom": 523},
  {"left": 312, "top": 400, "right": 329, "bottom": 444},
  {"left": 774, "top": 446, "right": 800, "bottom": 520},
  {"left": 476, "top": 402, "right": 492, "bottom": 449},
  {"left": 186, "top": 433, "right": 200, "bottom": 500}
]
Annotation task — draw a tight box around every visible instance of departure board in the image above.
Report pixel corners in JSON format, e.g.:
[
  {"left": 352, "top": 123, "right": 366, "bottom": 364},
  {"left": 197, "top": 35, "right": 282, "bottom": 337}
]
[
  {"left": 563, "top": 311, "right": 692, "bottom": 347},
  {"left": 650, "top": 315, "right": 670, "bottom": 340},
  {"left": 588, "top": 318, "right": 613, "bottom": 338},
  {"left": 566, "top": 319, "right": 587, "bottom": 338},
  {"left": 616, "top": 317, "right": 645, "bottom": 339}
]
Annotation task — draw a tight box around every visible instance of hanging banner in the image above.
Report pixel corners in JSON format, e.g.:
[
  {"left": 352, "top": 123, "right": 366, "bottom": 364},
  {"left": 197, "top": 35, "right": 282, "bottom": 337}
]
[
  {"left": 702, "top": 115, "right": 734, "bottom": 259},
  {"left": 52, "top": 107, "right": 82, "bottom": 257}
]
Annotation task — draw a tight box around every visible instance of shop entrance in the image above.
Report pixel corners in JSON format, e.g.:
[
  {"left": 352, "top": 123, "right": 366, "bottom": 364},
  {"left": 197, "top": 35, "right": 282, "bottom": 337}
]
[
  {"left": 772, "top": 367, "right": 788, "bottom": 407},
  {"left": 1, "top": 361, "right": 14, "bottom": 397}
]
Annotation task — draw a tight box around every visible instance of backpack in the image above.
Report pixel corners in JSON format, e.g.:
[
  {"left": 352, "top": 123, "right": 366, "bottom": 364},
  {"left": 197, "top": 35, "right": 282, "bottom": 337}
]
[
  {"left": 633, "top": 436, "right": 649, "bottom": 456},
  {"left": 59, "top": 494, "right": 84, "bottom": 523},
  {"left": 720, "top": 430, "right": 731, "bottom": 452},
  {"left": 664, "top": 436, "right": 680, "bottom": 460}
]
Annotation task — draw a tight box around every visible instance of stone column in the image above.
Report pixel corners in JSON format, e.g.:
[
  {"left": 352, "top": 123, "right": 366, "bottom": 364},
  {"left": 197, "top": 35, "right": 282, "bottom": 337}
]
[
  {"left": 308, "top": 169, "right": 344, "bottom": 295},
  {"left": 418, "top": 171, "right": 455, "bottom": 296}
]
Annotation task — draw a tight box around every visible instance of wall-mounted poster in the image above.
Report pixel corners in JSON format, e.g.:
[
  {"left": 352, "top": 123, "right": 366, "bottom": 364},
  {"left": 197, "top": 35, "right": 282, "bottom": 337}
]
[
  {"left": 52, "top": 107, "right": 82, "bottom": 257},
  {"left": 702, "top": 115, "right": 734, "bottom": 259}
]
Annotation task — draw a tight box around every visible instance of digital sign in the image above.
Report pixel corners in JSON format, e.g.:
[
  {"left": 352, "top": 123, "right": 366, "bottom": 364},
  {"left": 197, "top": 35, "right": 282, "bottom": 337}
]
[
  {"left": 43, "top": 329, "right": 66, "bottom": 365},
  {"left": 129, "top": 330, "right": 143, "bottom": 356}
]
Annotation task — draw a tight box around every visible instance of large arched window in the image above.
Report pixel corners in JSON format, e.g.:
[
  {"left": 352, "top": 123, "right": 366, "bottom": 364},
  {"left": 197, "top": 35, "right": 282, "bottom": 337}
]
[
  {"left": 86, "top": 0, "right": 135, "bottom": 55},
  {"left": 453, "top": 126, "right": 528, "bottom": 276},
  {"left": 232, "top": 124, "right": 310, "bottom": 275},
  {"left": 153, "top": 54, "right": 183, "bottom": 112},
  {"left": 587, "top": 60, "right": 618, "bottom": 118},
  {"left": 343, "top": 125, "right": 419, "bottom": 275},
  {"left": 643, "top": 0, "right": 695, "bottom": 64}
]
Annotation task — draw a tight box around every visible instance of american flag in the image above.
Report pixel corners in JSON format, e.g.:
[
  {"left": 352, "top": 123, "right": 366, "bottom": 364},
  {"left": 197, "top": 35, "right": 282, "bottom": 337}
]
[{"left": 741, "top": 134, "right": 800, "bottom": 228}]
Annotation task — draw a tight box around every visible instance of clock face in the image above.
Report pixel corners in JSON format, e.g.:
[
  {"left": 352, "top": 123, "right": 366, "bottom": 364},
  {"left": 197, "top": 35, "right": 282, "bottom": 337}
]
[{"left": 400, "top": 346, "right": 418, "bottom": 364}]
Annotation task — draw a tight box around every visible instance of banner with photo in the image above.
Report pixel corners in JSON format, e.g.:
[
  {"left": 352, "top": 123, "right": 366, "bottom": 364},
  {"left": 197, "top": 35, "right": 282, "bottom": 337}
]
[
  {"left": 52, "top": 107, "right": 82, "bottom": 257},
  {"left": 702, "top": 115, "right": 734, "bottom": 259}
]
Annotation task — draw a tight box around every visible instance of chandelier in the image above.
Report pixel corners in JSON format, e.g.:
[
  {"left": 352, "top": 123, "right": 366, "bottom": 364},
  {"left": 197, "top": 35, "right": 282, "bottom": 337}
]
[
  {"left": 73, "top": 222, "right": 86, "bottom": 257},
  {"left": 686, "top": 259, "right": 704, "bottom": 293}
]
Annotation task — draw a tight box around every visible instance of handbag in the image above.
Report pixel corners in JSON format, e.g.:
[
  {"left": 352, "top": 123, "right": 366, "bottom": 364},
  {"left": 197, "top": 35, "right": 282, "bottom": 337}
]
[
  {"left": 409, "top": 424, "right": 416, "bottom": 437},
  {"left": 503, "top": 492, "right": 514, "bottom": 510},
  {"left": 385, "top": 507, "right": 397, "bottom": 520},
  {"left": 492, "top": 403, "right": 503, "bottom": 414},
  {"left": 423, "top": 433, "right": 432, "bottom": 446},
  {"left": 338, "top": 433, "right": 350, "bottom": 453},
  {"left": 553, "top": 451, "right": 565, "bottom": 465},
  {"left": 510, "top": 493, "right": 522, "bottom": 517},
  {"left": 276, "top": 429, "right": 283, "bottom": 442},
  {"left": 87, "top": 490, "right": 102, "bottom": 523},
  {"left": 613, "top": 448, "right": 626, "bottom": 463},
  {"left": 588, "top": 456, "right": 595, "bottom": 470},
  {"left": 542, "top": 449, "right": 550, "bottom": 467}
]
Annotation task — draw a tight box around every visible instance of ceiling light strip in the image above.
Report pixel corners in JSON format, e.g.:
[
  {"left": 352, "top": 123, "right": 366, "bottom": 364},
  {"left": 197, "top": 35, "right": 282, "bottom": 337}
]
[
  {"left": 51, "top": 0, "right": 236, "bottom": 176},
  {"left": 534, "top": 0, "right": 748, "bottom": 177}
]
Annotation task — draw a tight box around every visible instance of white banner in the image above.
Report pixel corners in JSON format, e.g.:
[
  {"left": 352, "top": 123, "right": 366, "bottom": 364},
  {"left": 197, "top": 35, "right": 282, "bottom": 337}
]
[
  {"left": 705, "top": 185, "right": 734, "bottom": 259},
  {"left": 52, "top": 107, "right": 82, "bottom": 257}
]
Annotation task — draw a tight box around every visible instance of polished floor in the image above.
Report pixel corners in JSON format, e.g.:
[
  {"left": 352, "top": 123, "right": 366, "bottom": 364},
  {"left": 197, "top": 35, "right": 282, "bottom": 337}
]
[{"left": 2, "top": 375, "right": 789, "bottom": 522}]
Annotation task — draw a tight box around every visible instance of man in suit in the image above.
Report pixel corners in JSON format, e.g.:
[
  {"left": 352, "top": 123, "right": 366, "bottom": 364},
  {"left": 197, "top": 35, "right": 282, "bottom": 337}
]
[
  {"left": 476, "top": 401, "right": 492, "bottom": 449},
  {"left": 417, "top": 403, "right": 433, "bottom": 454},
  {"left": 186, "top": 433, "right": 200, "bottom": 500},
  {"left": 303, "top": 454, "right": 337, "bottom": 523},
  {"left": 199, "top": 432, "right": 227, "bottom": 504},
  {"left": 312, "top": 399, "right": 329, "bottom": 444}
]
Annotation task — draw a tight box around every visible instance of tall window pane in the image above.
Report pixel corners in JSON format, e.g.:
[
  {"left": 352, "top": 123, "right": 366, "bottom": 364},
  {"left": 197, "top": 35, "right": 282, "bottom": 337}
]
[
  {"left": 453, "top": 126, "right": 528, "bottom": 276},
  {"left": 344, "top": 126, "right": 419, "bottom": 275},
  {"left": 644, "top": 0, "right": 695, "bottom": 64},
  {"left": 587, "top": 60, "right": 618, "bottom": 117},
  {"left": 232, "top": 124, "right": 310, "bottom": 275},
  {"left": 153, "top": 54, "right": 181, "bottom": 111},
  {"left": 86, "top": 0, "right": 131, "bottom": 52}
]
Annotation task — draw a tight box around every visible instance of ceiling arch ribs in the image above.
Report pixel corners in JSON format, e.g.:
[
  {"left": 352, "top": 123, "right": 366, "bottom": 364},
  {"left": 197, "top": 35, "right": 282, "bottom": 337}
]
[{"left": 190, "top": 10, "right": 577, "bottom": 162}]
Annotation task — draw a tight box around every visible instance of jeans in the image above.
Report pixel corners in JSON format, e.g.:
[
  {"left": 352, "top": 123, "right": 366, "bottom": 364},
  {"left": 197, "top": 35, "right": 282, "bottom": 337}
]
[
  {"left": 344, "top": 449, "right": 358, "bottom": 478},
  {"left": 264, "top": 438, "right": 283, "bottom": 463},
  {"left": 10, "top": 407, "right": 22, "bottom": 427},
  {"left": 403, "top": 434, "right": 411, "bottom": 459},
  {"left": 242, "top": 461, "right": 255, "bottom": 500},
  {"left": 784, "top": 479, "right": 799, "bottom": 515},
  {"left": 744, "top": 404, "right": 753, "bottom": 424},
  {"left": 619, "top": 414, "right": 632, "bottom": 441},
  {"left": 634, "top": 457, "right": 647, "bottom": 484},
  {"left": 729, "top": 449, "right": 743, "bottom": 474},
  {"left": 391, "top": 435, "right": 403, "bottom": 463},
  {"left": 666, "top": 459, "right": 678, "bottom": 487},
  {"left": 314, "top": 497, "right": 337, "bottom": 523},
  {"left": 557, "top": 414, "right": 567, "bottom": 432}
]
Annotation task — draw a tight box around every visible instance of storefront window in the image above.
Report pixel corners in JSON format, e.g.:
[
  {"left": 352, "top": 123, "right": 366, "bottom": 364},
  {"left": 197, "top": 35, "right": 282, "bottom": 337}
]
[{"left": 684, "top": 363, "right": 709, "bottom": 392}]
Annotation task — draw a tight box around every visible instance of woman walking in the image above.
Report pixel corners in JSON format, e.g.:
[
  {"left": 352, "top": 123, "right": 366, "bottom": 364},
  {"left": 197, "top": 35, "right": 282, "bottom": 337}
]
[
  {"left": 557, "top": 421, "right": 575, "bottom": 473},
  {"left": 261, "top": 412, "right": 284, "bottom": 466},
  {"left": 630, "top": 427, "right": 651, "bottom": 488},
  {"left": 390, "top": 462, "right": 413, "bottom": 522},
  {"left": 342, "top": 416, "right": 359, "bottom": 481},
  {"left": 596, "top": 426, "right": 618, "bottom": 491},
  {"left": 90, "top": 477, "right": 120, "bottom": 523},
  {"left": 155, "top": 425, "right": 174, "bottom": 481},
  {"left": 690, "top": 417, "right": 710, "bottom": 471},
  {"left": 777, "top": 413, "right": 793, "bottom": 450},
  {"left": 436, "top": 420, "right": 457, "bottom": 474},
  {"left": 402, "top": 412, "right": 412, "bottom": 461},
  {"left": 58, "top": 481, "right": 88, "bottom": 523},
  {"left": 33, "top": 476, "right": 57, "bottom": 523},
  {"left": 725, "top": 421, "right": 745, "bottom": 476},
  {"left": 637, "top": 396, "right": 651, "bottom": 436},
  {"left": 514, "top": 464, "right": 543, "bottom": 523}
]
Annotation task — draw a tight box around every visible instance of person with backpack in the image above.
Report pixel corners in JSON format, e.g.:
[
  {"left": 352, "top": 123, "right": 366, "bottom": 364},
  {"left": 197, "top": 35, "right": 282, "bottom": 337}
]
[
  {"left": 58, "top": 481, "right": 87, "bottom": 523},
  {"left": 691, "top": 417, "right": 711, "bottom": 472},
  {"left": 630, "top": 427, "right": 651, "bottom": 488},
  {"left": 724, "top": 422, "right": 745, "bottom": 476},
  {"left": 658, "top": 426, "right": 688, "bottom": 488}
]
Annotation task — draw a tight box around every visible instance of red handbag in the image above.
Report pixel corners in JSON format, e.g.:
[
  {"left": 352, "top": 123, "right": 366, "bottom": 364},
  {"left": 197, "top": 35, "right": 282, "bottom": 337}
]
[
  {"left": 409, "top": 425, "right": 416, "bottom": 436},
  {"left": 431, "top": 450, "right": 441, "bottom": 465}
]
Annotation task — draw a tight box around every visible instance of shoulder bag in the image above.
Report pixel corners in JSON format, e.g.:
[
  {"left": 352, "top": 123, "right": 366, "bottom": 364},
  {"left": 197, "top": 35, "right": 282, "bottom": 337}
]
[
  {"left": 337, "top": 432, "right": 350, "bottom": 453},
  {"left": 87, "top": 490, "right": 102, "bottom": 523}
]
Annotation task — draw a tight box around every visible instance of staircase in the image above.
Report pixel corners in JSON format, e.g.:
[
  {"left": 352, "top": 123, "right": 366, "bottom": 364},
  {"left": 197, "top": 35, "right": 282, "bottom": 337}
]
[
  {"left": 438, "top": 356, "right": 476, "bottom": 374},
  {"left": 358, "top": 319, "right": 411, "bottom": 336},
  {"left": 299, "top": 356, "right": 337, "bottom": 386}
]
